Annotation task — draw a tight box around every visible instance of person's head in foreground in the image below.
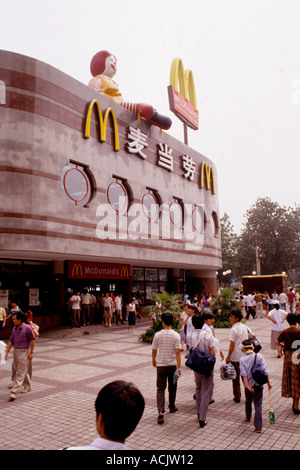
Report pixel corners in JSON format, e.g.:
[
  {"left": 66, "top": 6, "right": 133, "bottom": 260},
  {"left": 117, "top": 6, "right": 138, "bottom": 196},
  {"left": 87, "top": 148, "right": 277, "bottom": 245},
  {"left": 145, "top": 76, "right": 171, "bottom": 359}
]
[{"left": 95, "top": 380, "right": 145, "bottom": 443}]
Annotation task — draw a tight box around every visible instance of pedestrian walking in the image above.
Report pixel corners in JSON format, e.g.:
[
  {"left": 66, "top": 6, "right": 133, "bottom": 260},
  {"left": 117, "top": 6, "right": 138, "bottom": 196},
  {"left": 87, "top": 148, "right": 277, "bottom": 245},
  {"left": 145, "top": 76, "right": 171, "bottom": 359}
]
[
  {"left": 240, "top": 339, "right": 272, "bottom": 433},
  {"left": 276, "top": 313, "right": 300, "bottom": 414},
  {"left": 4, "top": 312, "right": 36, "bottom": 401},
  {"left": 226, "top": 309, "right": 254, "bottom": 403},
  {"left": 114, "top": 293, "right": 123, "bottom": 325},
  {"left": 103, "top": 292, "right": 113, "bottom": 327},
  {"left": 267, "top": 301, "right": 287, "bottom": 357},
  {"left": 152, "top": 312, "right": 181, "bottom": 424},
  {"left": 287, "top": 289, "right": 296, "bottom": 313},
  {"left": 80, "top": 290, "right": 92, "bottom": 326},
  {"left": 254, "top": 291, "right": 264, "bottom": 318},
  {"left": 0, "top": 305, "right": 6, "bottom": 340},
  {"left": 245, "top": 292, "right": 256, "bottom": 320},
  {"left": 187, "top": 314, "right": 216, "bottom": 428},
  {"left": 128, "top": 299, "right": 136, "bottom": 332},
  {"left": 69, "top": 291, "right": 81, "bottom": 328}
]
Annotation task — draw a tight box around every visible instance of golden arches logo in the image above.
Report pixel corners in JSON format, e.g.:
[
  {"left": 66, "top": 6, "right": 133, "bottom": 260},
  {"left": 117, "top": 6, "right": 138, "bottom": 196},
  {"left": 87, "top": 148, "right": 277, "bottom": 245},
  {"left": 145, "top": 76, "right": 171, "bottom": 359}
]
[
  {"left": 170, "top": 58, "right": 198, "bottom": 111},
  {"left": 71, "top": 263, "right": 83, "bottom": 277},
  {"left": 200, "top": 162, "right": 216, "bottom": 195},
  {"left": 168, "top": 58, "right": 199, "bottom": 131},
  {"left": 120, "top": 266, "right": 129, "bottom": 278},
  {"left": 84, "top": 99, "right": 120, "bottom": 151}
]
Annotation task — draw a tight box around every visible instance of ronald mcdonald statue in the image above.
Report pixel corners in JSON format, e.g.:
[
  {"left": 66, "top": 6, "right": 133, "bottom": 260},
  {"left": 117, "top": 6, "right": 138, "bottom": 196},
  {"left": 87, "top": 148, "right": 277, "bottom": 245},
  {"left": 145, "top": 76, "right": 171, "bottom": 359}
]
[{"left": 88, "top": 50, "right": 172, "bottom": 130}]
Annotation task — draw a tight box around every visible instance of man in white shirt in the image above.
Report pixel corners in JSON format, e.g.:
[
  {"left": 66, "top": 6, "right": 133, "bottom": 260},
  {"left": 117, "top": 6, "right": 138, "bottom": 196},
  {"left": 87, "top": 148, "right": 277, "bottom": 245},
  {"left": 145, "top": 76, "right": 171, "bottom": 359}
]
[
  {"left": 114, "top": 293, "right": 123, "bottom": 324},
  {"left": 267, "top": 301, "right": 287, "bottom": 357},
  {"left": 226, "top": 309, "right": 253, "bottom": 403},
  {"left": 80, "top": 290, "right": 92, "bottom": 326},
  {"left": 245, "top": 292, "right": 256, "bottom": 320},
  {"left": 279, "top": 291, "right": 288, "bottom": 310},
  {"left": 65, "top": 380, "right": 145, "bottom": 450},
  {"left": 152, "top": 312, "right": 181, "bottom": 424},
  {"left": 70, "top": 291, "right": 81, "bottom": 328}
]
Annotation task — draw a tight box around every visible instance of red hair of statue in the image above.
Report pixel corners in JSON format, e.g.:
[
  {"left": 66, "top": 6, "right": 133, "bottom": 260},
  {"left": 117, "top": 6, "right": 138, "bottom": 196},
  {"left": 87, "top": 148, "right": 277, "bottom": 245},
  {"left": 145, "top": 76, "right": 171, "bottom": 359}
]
[{"left": 90, "top": 51, "right": 116, "bottom": 77}]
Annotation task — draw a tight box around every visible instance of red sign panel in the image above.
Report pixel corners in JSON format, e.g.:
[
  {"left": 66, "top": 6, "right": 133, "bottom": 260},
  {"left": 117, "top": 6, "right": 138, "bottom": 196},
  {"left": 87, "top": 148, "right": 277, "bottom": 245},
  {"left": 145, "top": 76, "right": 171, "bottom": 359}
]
[
  {"left": 68, "top": 261, "right": 130, "bottom": 280},
  {"left": 168, "top": 85, "right": 199, "bottom": 130}
]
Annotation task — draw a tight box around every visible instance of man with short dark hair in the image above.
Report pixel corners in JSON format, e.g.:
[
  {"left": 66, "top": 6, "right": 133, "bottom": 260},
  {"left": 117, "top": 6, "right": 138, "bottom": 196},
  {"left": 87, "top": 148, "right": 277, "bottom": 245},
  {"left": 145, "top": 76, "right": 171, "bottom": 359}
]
[
  {"left": 66, "top": 380, "right": 145, "bottom": 450},
  {"left": 226, "top": 309, "right": 253, "bottom": 403},
  {"left": 152, "top": 312, "right": 181, "bottom": 424},
  {"left": 287, "top": 289, "right": 296, "bottom": 313},
  {"left": 69, "top": 291, "right": 81, "bottom": 328},
  {"left": 4, "top": 312, "right": 36, "bottom": 401},
  {"left": 240, "top": 339, "right": 271, "bottom": 433}
]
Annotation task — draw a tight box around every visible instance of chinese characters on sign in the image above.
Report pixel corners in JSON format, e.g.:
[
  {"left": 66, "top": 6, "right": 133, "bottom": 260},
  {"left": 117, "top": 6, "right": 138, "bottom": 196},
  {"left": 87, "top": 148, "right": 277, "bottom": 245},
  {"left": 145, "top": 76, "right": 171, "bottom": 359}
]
[
  {"left": 126, "top": 126, "right": 214, "bottom": 192},
  {"left": 84, "top": 100, "right": 215, "bottom": 194},
  {"left": 127, "top": 126, "right": 148, "bottom": 159}
]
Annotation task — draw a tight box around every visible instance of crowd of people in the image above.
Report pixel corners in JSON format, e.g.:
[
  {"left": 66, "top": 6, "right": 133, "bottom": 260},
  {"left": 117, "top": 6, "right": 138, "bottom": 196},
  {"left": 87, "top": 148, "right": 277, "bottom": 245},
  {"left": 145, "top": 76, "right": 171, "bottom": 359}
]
[
  {"left": 67, "top": 290, "right": 142, "bottom": 332},
  {"left": 152, "top": 292, "right": 300, "bottom": 434},
  {"left": 1, "top": 285, "right": 299, "bottom": 447},
  {"left": 238, "top": 287, "right": 299, "bottom": 319}
]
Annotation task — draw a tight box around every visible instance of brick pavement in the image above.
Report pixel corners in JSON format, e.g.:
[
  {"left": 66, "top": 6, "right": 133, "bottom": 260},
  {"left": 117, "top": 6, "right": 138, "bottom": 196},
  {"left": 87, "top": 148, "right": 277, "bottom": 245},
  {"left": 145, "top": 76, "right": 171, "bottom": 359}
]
[{"left": 0, "top": 316, "right": 299, "bottom": 451}]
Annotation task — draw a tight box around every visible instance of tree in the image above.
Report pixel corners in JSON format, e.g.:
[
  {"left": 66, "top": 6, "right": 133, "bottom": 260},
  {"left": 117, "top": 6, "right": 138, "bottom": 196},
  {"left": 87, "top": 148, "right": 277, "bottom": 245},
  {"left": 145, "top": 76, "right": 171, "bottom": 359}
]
[
  {"left": 218, "top": 213, "right": 239, "bottom": 285},
  {"left": 211, "top": 288, "right": 241, "bottom": 328},
  {"left": 236, "top": 197, "right": 300, "bottom": 276},
  {"left": 139, "top": 292, "right": 182, "bottom": 344}
]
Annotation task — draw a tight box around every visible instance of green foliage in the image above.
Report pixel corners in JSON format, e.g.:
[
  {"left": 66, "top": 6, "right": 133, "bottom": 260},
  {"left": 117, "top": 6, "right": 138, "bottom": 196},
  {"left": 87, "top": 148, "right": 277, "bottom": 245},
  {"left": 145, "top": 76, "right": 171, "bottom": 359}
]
[
  {"left": 221, "top": 199, "right": 300, "bottom": 282},
  {"left": 211, "top": 288, "right": 241, "bottom": 328},
  {"left": 237, "top": 198, "right": 300, "bottom": 275},
  {"left": 218, "top": 213, "right": 239, "bottom": 283},
  {"left": 139, "top": 292, "right": 182, "bottom": 343},
  {"left": 143, "top": 291, "right": 183, "bottom": 319}
]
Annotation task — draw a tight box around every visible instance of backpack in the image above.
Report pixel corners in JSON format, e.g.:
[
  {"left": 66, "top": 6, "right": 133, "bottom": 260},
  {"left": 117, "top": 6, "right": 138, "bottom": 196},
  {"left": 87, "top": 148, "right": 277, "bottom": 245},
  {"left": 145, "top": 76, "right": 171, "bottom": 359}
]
[{"left": 251, "top": 354, "right": 268, "bottom": 385}]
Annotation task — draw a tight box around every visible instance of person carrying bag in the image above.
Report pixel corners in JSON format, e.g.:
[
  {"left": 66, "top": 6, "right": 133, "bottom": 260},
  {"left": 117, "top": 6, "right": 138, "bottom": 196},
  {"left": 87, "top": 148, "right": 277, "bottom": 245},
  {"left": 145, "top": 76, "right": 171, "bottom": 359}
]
[
  {"left": 185, "top": 331, "right": 216, "bottom": 376},
  {"left": 240, "top": 339, "right": 272, "bottom": 433},
  {"left": 186, "top": 314, "right": 216, "bottom": 428}
]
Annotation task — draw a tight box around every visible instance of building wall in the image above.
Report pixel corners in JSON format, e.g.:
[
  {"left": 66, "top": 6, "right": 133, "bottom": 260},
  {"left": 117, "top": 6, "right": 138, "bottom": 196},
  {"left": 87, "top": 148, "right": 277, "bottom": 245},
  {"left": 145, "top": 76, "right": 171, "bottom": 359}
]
[{"left": 0, "top": 50, "right": 222, "bottom": 326}]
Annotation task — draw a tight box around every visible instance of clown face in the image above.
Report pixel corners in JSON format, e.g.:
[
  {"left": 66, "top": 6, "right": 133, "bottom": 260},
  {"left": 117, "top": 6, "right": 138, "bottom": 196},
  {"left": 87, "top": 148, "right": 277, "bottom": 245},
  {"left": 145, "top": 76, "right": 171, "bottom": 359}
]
[{"left": 103, "top": 55, "right": 117, "bottom": 78}]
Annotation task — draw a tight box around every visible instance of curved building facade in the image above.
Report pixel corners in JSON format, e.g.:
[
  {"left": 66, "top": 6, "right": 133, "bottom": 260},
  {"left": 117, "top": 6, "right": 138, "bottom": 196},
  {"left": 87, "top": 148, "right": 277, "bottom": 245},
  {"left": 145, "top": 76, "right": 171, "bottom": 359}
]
[{"left": 0, "top": 50, "right": 222, "bottom": 332}]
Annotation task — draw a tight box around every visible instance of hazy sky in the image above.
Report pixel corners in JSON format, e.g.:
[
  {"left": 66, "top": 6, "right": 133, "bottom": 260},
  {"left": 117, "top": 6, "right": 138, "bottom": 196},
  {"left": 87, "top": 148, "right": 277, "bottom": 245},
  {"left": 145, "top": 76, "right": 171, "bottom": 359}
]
[{"left": 1, "top": 0, "right": 299, "bottom": 233}]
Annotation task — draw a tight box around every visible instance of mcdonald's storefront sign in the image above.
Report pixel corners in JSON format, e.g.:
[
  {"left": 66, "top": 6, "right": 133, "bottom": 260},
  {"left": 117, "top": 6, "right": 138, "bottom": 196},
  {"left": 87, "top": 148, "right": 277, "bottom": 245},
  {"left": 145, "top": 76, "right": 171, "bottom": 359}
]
[
  {"left": 168, "top": 58, "right": 199, "bottom": 130},
  {"left": 68, "top": 261, "right": 130, "bottom": 280}
]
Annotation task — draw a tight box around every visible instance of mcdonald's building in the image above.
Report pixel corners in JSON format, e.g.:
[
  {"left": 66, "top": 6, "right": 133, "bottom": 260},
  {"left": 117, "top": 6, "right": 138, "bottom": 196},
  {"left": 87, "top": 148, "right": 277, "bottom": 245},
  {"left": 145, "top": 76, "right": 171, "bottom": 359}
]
[{"left": 0, "top": 50, "right": 222, "bottom": 334}]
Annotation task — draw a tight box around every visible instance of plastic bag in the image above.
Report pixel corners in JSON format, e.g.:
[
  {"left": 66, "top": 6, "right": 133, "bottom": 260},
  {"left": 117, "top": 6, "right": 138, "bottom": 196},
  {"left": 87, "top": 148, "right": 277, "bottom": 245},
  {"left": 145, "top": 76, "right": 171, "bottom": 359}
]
[{"left": 220, "top": 363, "right": 237, "bottom": 380}]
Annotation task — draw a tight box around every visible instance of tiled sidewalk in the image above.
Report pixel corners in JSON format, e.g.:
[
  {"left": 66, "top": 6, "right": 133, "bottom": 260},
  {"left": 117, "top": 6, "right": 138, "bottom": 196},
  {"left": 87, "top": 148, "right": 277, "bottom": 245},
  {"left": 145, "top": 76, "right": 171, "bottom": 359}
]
[{"left": 0, "top": 316, "right": 299, "bottom": 450}]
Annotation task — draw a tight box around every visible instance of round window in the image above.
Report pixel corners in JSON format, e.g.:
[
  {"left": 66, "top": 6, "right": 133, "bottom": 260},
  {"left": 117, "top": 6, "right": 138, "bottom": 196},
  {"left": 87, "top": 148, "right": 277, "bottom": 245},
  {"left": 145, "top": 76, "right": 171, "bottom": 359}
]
[
  {"left": 192, "top": 207, "right": 203, "bottom": 233},
  {"left": 169, "top": 201, "right": 183, "bottom": 227},
  {"left": 142, "top": 192, "right": 159, "bottom": 221},
  {"left": 62, "top": 163, "right": 92, "bottom": 206},
  {"left": 106, "top": 181, "right": 128, "bottom": 214},
  {"left": 210, "top": 212, "right": 219, "bottom": 236}
]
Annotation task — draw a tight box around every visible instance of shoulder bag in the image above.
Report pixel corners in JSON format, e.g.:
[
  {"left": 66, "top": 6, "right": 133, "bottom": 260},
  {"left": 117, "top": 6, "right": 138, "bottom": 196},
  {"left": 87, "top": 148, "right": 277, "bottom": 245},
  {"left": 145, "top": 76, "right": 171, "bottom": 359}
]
[
  {"left": 251, "top": 353, "right": 268, "bottom": 385},
  {"left": 185, "top": 332, "right": 216, "bottom": 377},
  {"left": 247, "top": 326, "right": 262, "bottom": 353}
]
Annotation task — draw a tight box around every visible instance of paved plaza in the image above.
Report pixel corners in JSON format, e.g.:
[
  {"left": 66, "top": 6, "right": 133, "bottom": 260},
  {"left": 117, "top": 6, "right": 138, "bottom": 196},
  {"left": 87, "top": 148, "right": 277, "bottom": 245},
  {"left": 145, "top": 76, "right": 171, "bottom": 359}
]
[{"left": 0, "top": 315, "right": 299, "bottom": 451}]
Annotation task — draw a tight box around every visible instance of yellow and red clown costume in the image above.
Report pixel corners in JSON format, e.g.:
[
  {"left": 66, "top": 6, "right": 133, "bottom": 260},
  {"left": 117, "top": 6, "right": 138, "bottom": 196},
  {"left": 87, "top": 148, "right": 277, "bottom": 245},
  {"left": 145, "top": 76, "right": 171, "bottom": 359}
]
[{"left": 88, "top": 50, "right": 172, "bottom": 130}]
